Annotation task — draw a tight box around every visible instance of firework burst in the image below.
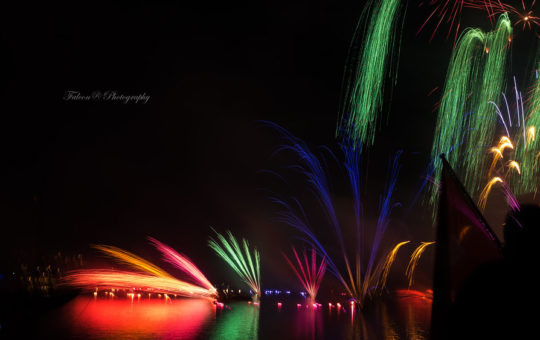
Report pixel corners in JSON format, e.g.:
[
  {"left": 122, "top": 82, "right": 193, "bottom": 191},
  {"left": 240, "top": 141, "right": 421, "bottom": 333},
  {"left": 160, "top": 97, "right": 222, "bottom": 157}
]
[
  {"left": 282, "top": 247, "right": 326, "bottom": 302},
  {"left": 338, "top": 0, "right": 405, "bottom": 146},
  {"left": 470, "top": 0, "right": 540, "bottom": 34},
  {"left": 266, "top": 123, "right": 410, "bottom": 307},
  {"left": 405, "top": 242, "right": 435, "bottom": 289},
  {"left": 208, "top": 230, "right": 261, "bottom": 301},
  {"left": 429, "top": 13, "right": 512, "bottom": 213},
  {"left": 62, "top": 239, "right": 217, "bottom": 299},
  {"left": 475, "top": 78, "right": 540, "bottom": 210}
]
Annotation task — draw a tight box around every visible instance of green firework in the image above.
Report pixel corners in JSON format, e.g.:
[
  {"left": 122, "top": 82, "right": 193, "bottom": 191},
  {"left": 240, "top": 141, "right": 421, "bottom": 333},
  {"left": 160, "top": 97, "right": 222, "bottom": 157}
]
[
  {"left": 338, "top": 0, "right": 404, "bottom": 146},
  {"left": 465, "top": 14, "right": 512, "bottom": 197},
  {"left": 209, "top": 229, "right": 261, "bottom": 300},
  {"left": 515, "top": 52, "right": 540, "bottom": 195},
  {"left": 429, "top": 14, "right": 511, "bottom": 208}
]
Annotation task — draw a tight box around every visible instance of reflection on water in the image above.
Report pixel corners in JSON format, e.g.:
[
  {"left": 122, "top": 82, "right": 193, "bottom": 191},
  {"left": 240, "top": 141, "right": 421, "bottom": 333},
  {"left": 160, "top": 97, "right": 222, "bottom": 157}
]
[
  {"left": 293, "top": 306, "right": 323, "bottom": 339},
  {"left": 35, "top": 290, "right": 431, "bottom": 339},
  {"left": 395, "top": 290, "right": 431, "bottom": 340},
  {"left": 49, "top": 296, "right": 216, "bottom": 339},
  {"left": 211, "top": 302, "right": 259, "bottom": 340}
]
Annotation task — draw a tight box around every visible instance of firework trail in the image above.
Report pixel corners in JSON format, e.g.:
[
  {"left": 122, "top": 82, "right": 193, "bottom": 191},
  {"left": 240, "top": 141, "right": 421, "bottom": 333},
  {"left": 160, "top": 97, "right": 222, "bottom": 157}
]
[
  {"left": 63, "top": 240, "right": 217, "bottom": 298},
  {"left": 508, "top": 160, "right": 521, "bottom": 174},
  {"left": 208, "top": 230, "right": 261, "bottom": 301},
  {"left": 338, "top": 0, "right": 405, "bottom": 146},
  {"left": 149, "top": 237, "right": 215, "bottom": 291},
  {"left": 418, "top": 0, "right": 469, "bottom": 42},
  {"left": 63, "top": 270, "right": 216, "bottom": 298},
  {"left": 479, "top": 79, "right": 540, "bottom": 210},
  {"left": 429, "top": 13, "right": 512, "bottom": 210},
  {"left": 405, "top": 241, "right": 435, "bottom": 289},
  {"left": 92, "top": 244, "right": 173, "bottom": 278},
  {"left": 418, "top": 1, "right": 531, "bottom": 43},
  {"left": 515, "top": 54, "right": 540, "bottom": 194},
  {"left": 501, "top": 178, "right": 520, "bottom": 210},
  {"left": 464, "top": 14, "right": 512, "bottom": 194},
  {"left": 469, "top": 1, "right": 540, "bottom": 33},
  {"left": 282, "top": 247, "right": 326, "bottom": 302},
  {"left": 373, "top": 241, "right": 411, "bottom": 291},
  {"left": 266, "top": 123, "right": 409, "bottom": 307},
  {"left": 430, "top": 27, "right": 486, "bottom": 192},
  {"left": 478, "top": 176, "right": 503, "bottom": 211},
  {"left": 418, "top": 1, "right": 498, "bottom": 43}
]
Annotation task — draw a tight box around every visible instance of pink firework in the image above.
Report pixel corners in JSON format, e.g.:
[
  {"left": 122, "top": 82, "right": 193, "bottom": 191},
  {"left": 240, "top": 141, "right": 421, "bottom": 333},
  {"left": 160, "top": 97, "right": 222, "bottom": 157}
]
[
  {"left": 282, "top": 247, "right": 326, "bottom": 302},
  {"left": 148, "top": 237, "right": 215, "bottom": 291},
  {"left": 62, "top": 238, "right": 217, "bottom": 299}
]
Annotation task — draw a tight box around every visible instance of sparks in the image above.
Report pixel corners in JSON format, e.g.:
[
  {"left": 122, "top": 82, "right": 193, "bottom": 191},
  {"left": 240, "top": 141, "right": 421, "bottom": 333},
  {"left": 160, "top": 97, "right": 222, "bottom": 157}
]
[
  {"left": 149, "top": 237, "right": 215, "bottom": 292},
  {"left": 208, "top": 230, "right": 261, "bottom": 302},
  {"left": 527, "top": 126, "right": 536, "bottom": 144},
  {"left": 508, "top": 160, "right": 521, "bottom": 174},
  {"left": 429, "top": 13, "right": 512, "bottom": 213},
  {"left": 375, "top": 241, "right": 411, "bottom": 290},
  {"left": 63, "top": 270, "right": 215, "bottom": 298},
  {"left": 266, "top": 123, "right": 410, "bottom": 308},
  {"left": 478, "top": 177, "right": 503, "bottom": 212},
  {"left": 62, "top": 239, "right": 217, "bottom": 298},
  {"left": 338, "top": 0, "right": 404, "bottom": 146},
  {"left": 282, "top": 247, "right": 326, "bottom": 303},
  {"left": 405, "top": 242, "right": 435, "bottom": 289}
]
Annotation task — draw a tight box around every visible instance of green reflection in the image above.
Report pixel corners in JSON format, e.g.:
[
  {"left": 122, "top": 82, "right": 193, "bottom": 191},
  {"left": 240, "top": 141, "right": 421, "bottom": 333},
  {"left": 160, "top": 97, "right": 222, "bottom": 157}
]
[{"left": 210, "top": 303, "right": 259, "bottom": 340}]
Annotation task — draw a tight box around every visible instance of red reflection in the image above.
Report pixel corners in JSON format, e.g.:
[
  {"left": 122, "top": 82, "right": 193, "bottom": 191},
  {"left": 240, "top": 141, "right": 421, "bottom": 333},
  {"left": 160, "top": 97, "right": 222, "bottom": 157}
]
[
  {"left": 394, "top": 289, "right": 432, "bottom": 328},
  {"left": 294, "top": 305, "right": 323, "bottom": 339},
  {"left": 61, "top": 296, "right": 215, "bottom": 338}
]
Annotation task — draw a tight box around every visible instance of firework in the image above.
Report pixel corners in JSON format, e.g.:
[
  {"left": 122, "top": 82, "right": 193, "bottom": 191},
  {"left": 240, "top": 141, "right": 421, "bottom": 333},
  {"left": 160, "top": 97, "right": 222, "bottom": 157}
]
[
  {"left": 149, "top": 237, "right": 215, "bottom": 291},
  {"left": 430, "top": 26, "right": 486, "bottom": 208},
  {"left": 338, "top": 0, "right": 405, "bottom": 146},
  {"left": 418, "top": 0, "right": 469, "bottom": 42},
  {"left": 479, "top": 81, "right": 539, "bottom": 210},
  {"left": 516, "top": 54, "right": 540, "bottom": 194},
  {"left": 508, "top": 160, "right": 521, "bottom": 174},
  {"left": 478, "top": 176, "right": 503, "bottom": 211},
  {"left": 208, "top": 230, "right": 261, "bottom": 301},
  {"left": 63, "top": 270, "right": 215, "bottom": 298},
  {"left": 92, "top": 244, "right": 172, "bottom": 278},
  {"left": 429, "top": 13, "right": 512, "bottom": 211},
  {"left": 267, "top": 123, "right": 409, "bottom": 307},
  {"left": 405, "top": 242, "right": 435, "bottom": 289},
  {"left": 464, "top": 13, "right": 512, "bottom": 194},
  {"left": 282, "top": 247, "right": 326, "bottom": 302},
  {"left": 62, "top": 239, "right": 217, "bottom": 299},
  {"left": 418, "top": 1, "right": 508, "bottom": 43},
  {"left": 375, "top": 241, "right": 411, "bottom": 290},
  {"left": 469, "top": 1, "right": 540, "bottom": 33}
]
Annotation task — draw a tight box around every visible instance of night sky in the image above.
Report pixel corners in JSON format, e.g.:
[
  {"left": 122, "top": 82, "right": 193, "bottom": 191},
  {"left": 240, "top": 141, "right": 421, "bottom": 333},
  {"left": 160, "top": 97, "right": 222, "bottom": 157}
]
[{"left": 1, "top": 1, "right": 537, "bottom": 288}]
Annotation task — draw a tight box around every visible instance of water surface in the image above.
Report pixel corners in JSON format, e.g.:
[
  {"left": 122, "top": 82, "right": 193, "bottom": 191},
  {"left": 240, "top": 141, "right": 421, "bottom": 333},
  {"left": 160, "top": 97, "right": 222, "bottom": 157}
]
[{"left": 35, "top": 291, "right": 431, "bottom": 339}]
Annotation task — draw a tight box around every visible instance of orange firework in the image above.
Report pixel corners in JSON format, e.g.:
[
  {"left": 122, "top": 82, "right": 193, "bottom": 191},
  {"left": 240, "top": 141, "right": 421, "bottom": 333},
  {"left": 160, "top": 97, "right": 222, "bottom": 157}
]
[
  {"left": 478, "top": 176, "right": 503, "bottom": 211},
  {"left": 405, "top": 242, "right": 435, "bottom": 288},
  {"left": 62, "top": 239, "right": 217, "bottom": 299}
]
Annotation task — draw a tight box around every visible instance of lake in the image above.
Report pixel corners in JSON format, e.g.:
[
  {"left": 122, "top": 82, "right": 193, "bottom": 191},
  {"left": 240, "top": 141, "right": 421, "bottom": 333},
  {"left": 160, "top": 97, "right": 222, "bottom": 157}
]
[{"left": 27, "top": 290, "right": 431, "bottom": 339}]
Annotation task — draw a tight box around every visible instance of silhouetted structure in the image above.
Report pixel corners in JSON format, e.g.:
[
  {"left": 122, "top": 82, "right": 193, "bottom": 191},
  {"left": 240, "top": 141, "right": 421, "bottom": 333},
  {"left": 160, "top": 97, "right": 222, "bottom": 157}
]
[{"left": 432, "top": 156, "right": 539, "bottom": 339}]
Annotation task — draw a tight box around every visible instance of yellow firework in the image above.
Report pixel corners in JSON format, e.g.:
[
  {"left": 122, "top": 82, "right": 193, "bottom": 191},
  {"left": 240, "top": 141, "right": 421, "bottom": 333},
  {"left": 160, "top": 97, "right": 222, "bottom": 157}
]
[
  {"left": 405, "top": 242, "right": 435, "bottom": 289},
  {"left": 372, "top": 241, "right": 410, "bottom": 290},
  {"left": 92, "top": 245, "right": 172, "bottom": 278},
  {"left": 508, "top": 161, "right": 521, "bottom": 175},
  {"left": 478, "top": 177, "right": 503, "bottom": 212}
]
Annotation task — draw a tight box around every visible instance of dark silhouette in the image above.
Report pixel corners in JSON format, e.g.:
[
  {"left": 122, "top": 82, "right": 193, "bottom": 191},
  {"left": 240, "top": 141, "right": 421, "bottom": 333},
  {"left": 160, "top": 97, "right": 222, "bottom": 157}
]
[{"left": 449, "top": 205, "right": 540, "bottom": 339}]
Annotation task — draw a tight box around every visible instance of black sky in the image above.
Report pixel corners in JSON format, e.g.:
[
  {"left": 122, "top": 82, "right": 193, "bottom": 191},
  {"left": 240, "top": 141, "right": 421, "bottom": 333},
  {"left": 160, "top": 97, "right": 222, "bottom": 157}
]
[{"left": 1, "top": 1, "right": 536, "bottom": 288}]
